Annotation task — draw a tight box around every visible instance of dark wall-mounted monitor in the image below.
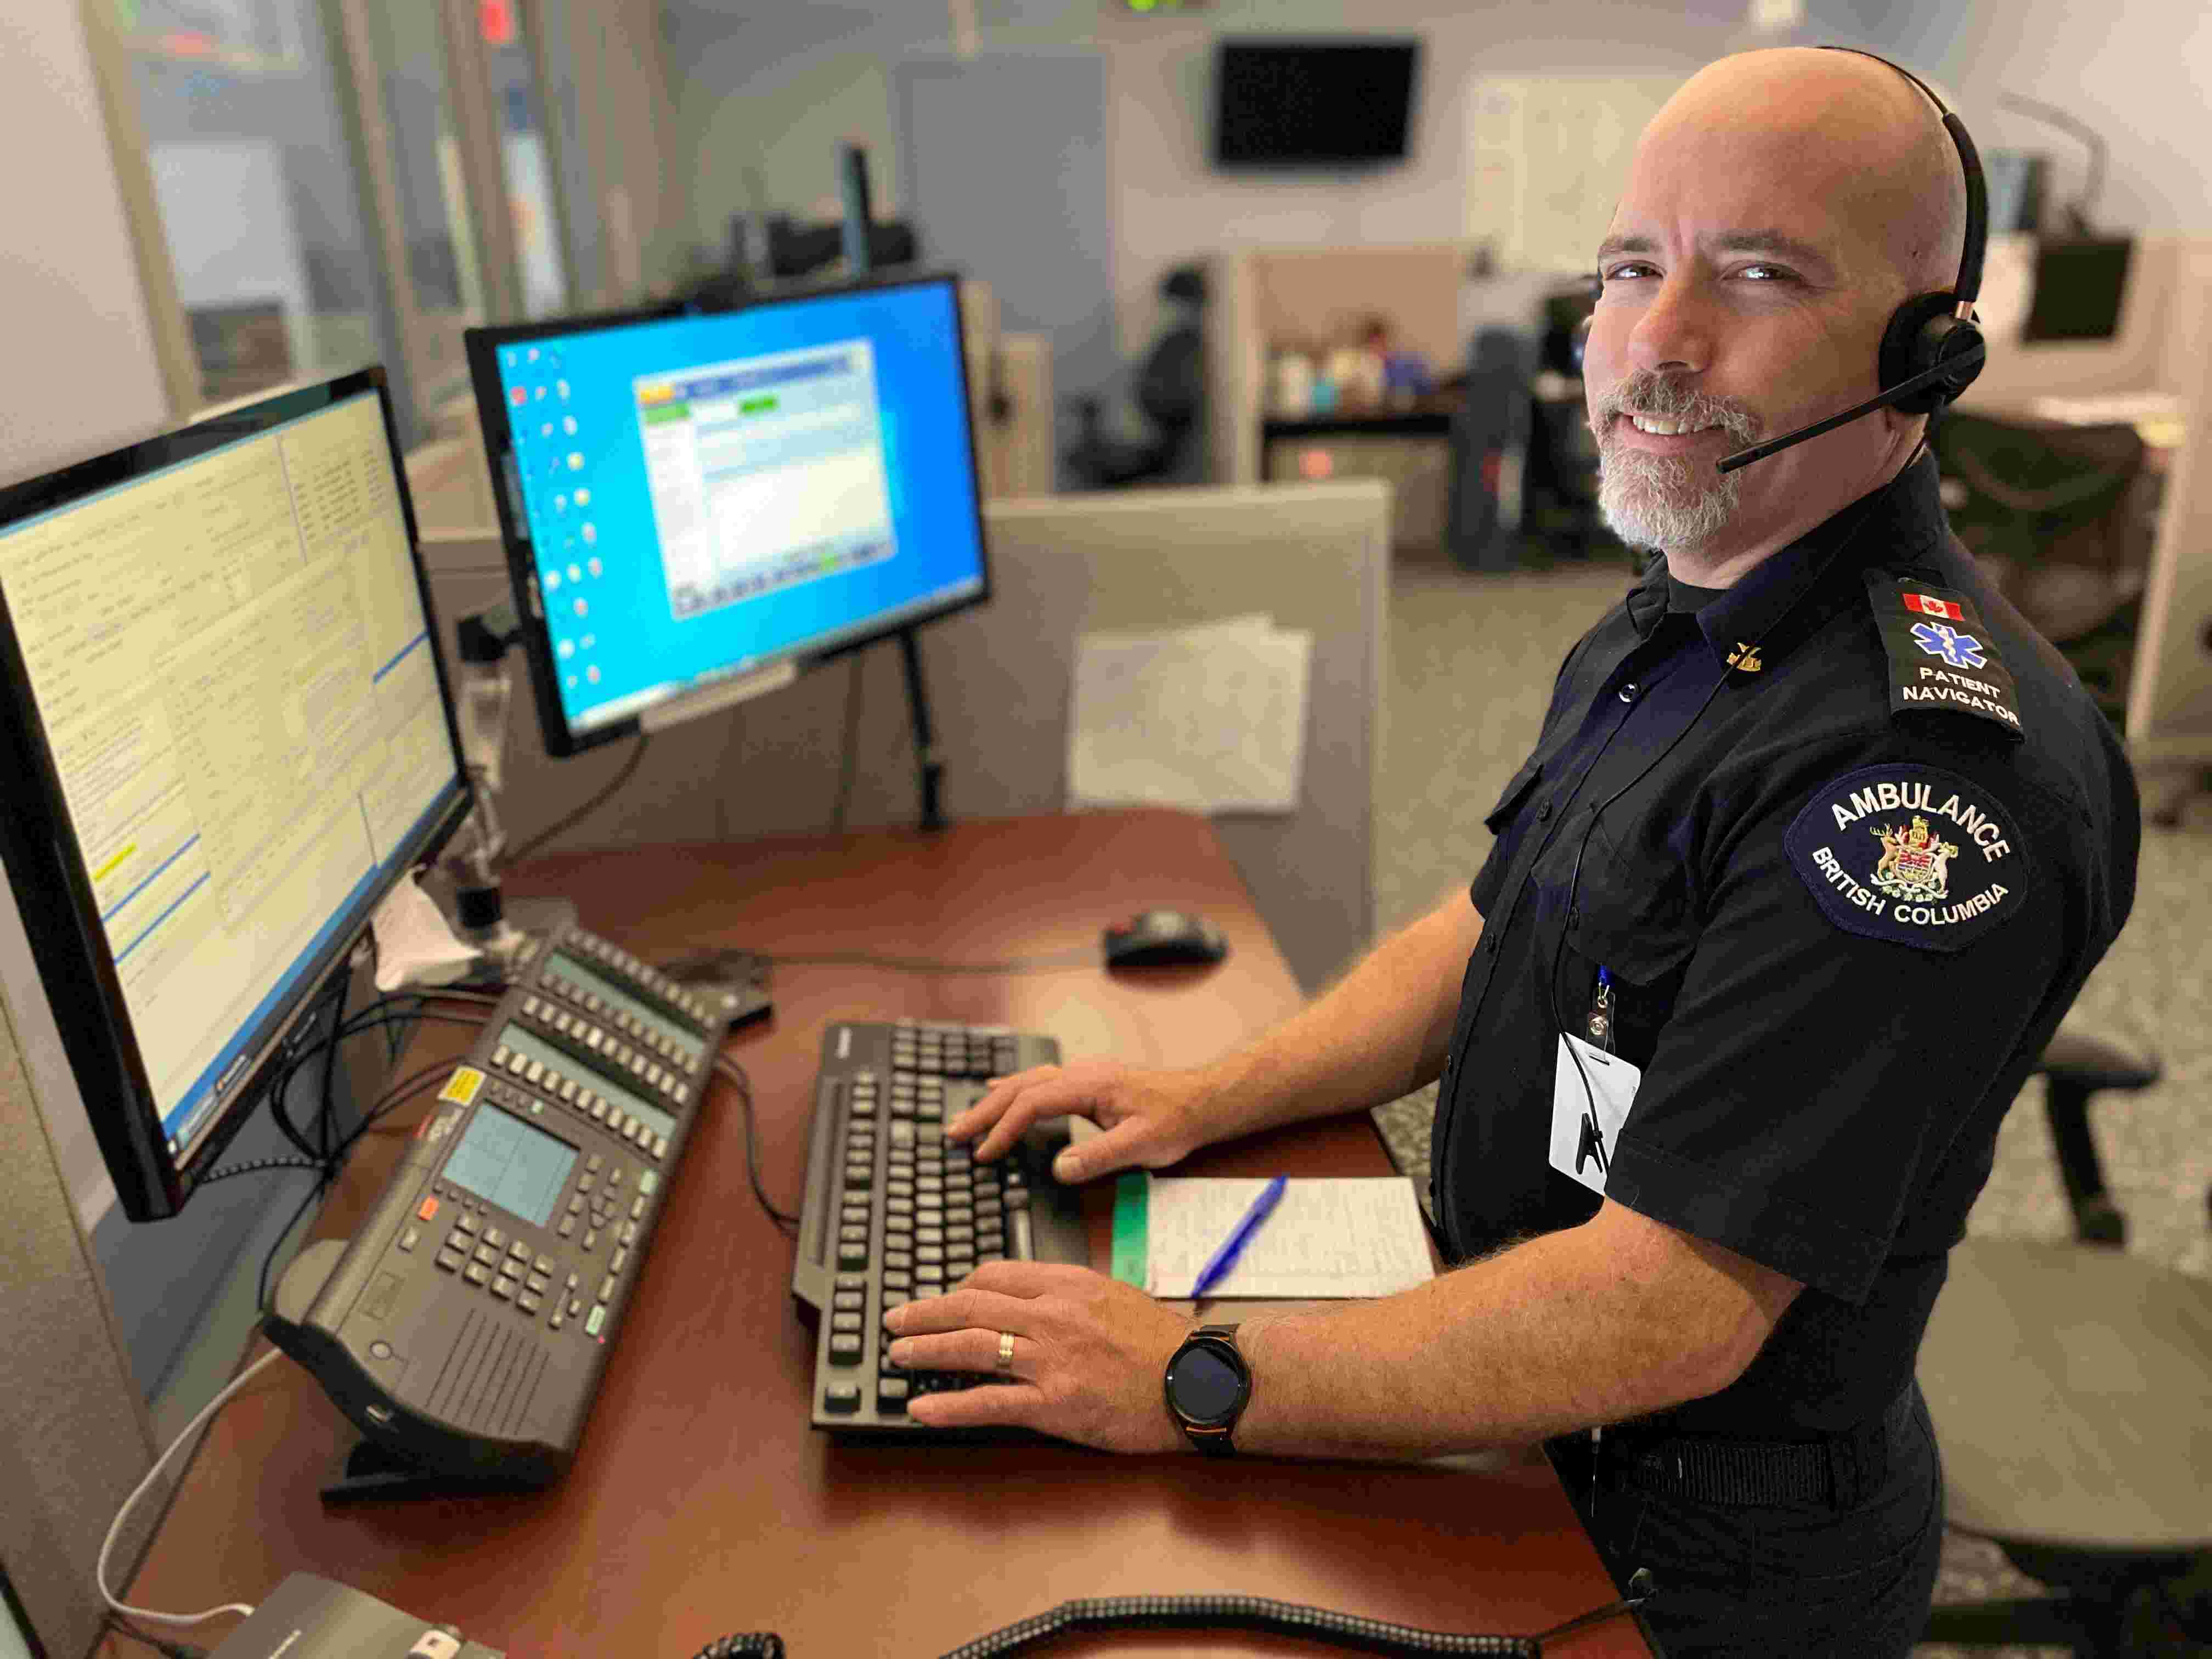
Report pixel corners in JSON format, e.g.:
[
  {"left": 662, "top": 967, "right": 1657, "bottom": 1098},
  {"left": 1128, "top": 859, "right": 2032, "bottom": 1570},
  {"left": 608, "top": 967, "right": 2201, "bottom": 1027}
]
[
  {"left": 0, "top": 370, "right": 473, "bottom": 1220},
  {"left": 464, "top": 271, "right": 991, "bottom": 757},
  {"left": 1212, "top": 37, "right": 1422, "bottom": 169}
]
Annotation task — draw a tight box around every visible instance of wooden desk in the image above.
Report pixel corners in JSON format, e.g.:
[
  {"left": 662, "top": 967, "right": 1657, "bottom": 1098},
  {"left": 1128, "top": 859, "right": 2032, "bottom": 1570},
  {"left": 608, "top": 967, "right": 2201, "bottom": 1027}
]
[{"left": 107, "top": 811, "right": 1647, "bottom": 1658}]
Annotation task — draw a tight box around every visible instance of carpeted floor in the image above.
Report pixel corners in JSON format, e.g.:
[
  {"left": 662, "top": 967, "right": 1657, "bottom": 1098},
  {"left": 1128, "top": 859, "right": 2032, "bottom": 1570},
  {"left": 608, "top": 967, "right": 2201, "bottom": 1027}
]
[{"left": 1359, "top": 538, "right": 2211, "bottom": 1658}]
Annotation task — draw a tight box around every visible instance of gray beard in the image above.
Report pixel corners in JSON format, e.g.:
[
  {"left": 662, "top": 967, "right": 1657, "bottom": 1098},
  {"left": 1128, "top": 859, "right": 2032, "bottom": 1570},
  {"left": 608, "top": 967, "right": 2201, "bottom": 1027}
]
[{"left": 1596, "top": 446, "right": 1744, "bottom": 554}]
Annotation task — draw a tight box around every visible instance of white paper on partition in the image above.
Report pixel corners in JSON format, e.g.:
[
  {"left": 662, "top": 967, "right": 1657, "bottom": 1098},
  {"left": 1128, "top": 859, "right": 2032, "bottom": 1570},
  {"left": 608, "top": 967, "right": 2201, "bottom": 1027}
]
[
  {"left": 1145, "top": 1176, "right": 1436, "bottom": 1300},
  {"left": 1067, "top": 614, "right": 1311, "bottom": 815}
]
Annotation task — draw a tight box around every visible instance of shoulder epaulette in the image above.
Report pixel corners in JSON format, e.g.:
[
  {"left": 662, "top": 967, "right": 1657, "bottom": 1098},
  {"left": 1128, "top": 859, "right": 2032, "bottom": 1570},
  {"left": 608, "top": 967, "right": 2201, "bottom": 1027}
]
[{"left": 1862, "top": 569, "right": 2023, "bottom": 740}]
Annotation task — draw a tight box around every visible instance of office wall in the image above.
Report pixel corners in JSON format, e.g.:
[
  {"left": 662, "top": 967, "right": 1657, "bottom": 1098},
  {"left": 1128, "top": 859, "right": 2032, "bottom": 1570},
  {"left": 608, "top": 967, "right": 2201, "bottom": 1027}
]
[
  {"left": 0, "top": 4, "right": 174, "bottom": 1588},
  {"left": 0, "top": 5, "right": 168, "bottom": 485},
  {"left": 670, "top": 0, "right": 2210, "bottom": 408}
]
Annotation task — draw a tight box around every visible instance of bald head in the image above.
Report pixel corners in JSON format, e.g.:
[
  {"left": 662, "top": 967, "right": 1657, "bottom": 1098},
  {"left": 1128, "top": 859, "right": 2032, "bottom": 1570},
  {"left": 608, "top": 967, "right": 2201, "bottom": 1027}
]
[{"left": 1650, "top": 48, "right": 1967, "bottom": 301}]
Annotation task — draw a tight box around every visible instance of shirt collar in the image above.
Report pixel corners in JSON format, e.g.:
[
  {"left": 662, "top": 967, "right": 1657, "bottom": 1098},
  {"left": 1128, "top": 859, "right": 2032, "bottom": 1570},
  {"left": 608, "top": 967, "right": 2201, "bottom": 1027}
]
[{"left": 1624, "top": 450, "right": 1949, "bottom": 665}]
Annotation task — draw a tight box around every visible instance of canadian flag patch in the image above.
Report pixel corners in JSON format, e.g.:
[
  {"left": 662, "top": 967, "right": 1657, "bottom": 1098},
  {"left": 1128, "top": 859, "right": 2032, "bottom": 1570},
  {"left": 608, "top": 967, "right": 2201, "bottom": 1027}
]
[{"left": 1903, "top": 592, "right": 1964, "bottom": 620}]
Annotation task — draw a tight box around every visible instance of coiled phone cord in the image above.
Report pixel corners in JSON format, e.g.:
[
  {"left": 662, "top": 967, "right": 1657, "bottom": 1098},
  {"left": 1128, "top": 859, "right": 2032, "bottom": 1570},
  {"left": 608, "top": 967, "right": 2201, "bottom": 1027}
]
[{"left": 689, "top": 1569, "right": 1656, "bottom": 1658}]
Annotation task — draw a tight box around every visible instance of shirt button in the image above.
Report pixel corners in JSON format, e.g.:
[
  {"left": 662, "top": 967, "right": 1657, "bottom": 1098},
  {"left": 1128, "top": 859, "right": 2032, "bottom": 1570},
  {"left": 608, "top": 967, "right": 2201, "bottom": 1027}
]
[
  {"left": 1537, "top": 800, "right": 1554, "bottom": 820},
  {"left": 1618, "top": 682, "right": 1640, "bottom": 703}
]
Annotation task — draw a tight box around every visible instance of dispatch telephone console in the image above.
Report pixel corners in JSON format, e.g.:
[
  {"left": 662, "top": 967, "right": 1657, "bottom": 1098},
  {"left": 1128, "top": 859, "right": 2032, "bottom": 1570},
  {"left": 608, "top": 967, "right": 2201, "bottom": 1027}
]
[{"left": 266, "top": 922, "right": 731, "bottom": 1499}]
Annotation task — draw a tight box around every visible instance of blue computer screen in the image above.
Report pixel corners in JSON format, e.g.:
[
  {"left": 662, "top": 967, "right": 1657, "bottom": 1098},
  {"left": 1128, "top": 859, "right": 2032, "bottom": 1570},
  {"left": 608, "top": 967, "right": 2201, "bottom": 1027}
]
[{"left": 486, "top": 279, "right": 986, "bottom": 739}]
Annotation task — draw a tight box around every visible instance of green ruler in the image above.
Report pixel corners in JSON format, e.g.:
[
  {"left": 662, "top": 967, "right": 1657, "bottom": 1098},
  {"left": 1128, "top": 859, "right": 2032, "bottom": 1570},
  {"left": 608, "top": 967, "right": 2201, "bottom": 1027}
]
[{"left": 1110, "top": 1171, "right": 1149, "bottom": 1287}]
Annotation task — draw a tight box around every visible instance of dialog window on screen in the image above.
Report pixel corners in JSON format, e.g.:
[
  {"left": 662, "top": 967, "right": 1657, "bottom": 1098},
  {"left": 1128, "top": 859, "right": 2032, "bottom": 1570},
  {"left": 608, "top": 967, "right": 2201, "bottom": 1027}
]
[
  {"left": 0, "top": 393, "right": 456, "bottom": 1159},
  {"left": 635, "top": 342, "right": 897, "bottom": 620}
]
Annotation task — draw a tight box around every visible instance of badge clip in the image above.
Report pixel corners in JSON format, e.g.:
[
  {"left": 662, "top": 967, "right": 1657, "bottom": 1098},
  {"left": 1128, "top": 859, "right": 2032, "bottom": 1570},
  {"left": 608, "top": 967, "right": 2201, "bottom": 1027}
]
[{"left": 1585, "top": 965, "right": 1613, "bottom": 1051}]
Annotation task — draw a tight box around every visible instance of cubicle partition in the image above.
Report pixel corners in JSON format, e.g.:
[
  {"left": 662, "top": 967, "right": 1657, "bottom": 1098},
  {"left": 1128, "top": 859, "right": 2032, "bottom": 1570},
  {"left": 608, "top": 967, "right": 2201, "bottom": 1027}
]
[{"left": 416, "top": 479, "right": 1390, "bottom": 996}]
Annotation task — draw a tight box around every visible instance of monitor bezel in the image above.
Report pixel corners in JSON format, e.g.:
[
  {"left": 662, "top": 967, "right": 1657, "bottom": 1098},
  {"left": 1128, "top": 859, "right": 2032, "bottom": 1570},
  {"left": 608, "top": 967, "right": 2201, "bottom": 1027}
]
[
  {"left": 463, "top": 269, "right": 994, "bottom": 758},
  {"left": 0, "top": 368, "right": 475, "bottom": 1221}
]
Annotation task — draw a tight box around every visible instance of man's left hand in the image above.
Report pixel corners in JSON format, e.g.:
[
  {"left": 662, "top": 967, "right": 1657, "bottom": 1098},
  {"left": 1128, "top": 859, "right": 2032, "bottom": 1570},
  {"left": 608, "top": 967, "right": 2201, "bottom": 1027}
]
[{"left": 883, "top": 1261, "right": 1195, "bottom": 1452}]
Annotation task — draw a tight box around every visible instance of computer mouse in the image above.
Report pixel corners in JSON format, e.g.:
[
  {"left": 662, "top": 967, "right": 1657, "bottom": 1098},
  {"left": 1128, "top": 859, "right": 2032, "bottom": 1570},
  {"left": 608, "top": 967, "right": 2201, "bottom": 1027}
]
[{"left": 1102, "top": 907, "right": 1229, "bottom": 969}]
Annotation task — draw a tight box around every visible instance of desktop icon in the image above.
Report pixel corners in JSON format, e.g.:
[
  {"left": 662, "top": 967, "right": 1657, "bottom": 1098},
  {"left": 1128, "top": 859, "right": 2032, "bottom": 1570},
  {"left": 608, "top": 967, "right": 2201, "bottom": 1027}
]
[
  {"left": 554, "top": 494, "right": 567, "bottom": 513},
  {"left": 556, "top": 379, "right": 571, "bottom": 399},
  {"left": 563, "top": 415, "right": 578, "bottom": 436},
  {"left": 568, "top": 563, "right": 583, "bottom": 582},
  {"left": 534, "top": 386, "right": 546, "bottom": 400},
  {"left": 574, "top": 488, "right": 591, "bottom": 507},
  {"left": 581, "top": 633, "right": 595, "bottom": 650},
  {"left": 509, "top": 387, "right": 527, "bottom": 407},
  {"left": 545, "top": 569, "right": 562, "bottom": 591},
  {"left": 567, "top": 452, "right": 583, "bottom": 471},
  {"left": 573, "top": 598, "right": 588, "bottom": 618},
  {"left": 527, "top": 347, "right": 540, "bottom": 363},
  {"left": 581, "top": 522, "right": 597, "bottom": 545},
  {"left": 540, "top": 421, "right": 554, "bottom": 439},
  {"left": 557, "top": 639, "right": 574, "bottom": 658},
  {"left": 585, "top": 664, "right": 600, "bottom": 683},
  {"left": 566, "top": 674, "right": 578, "bottom": 690},
  {"left": 587, "top": 557, "right": 602, "bottom": 578}
]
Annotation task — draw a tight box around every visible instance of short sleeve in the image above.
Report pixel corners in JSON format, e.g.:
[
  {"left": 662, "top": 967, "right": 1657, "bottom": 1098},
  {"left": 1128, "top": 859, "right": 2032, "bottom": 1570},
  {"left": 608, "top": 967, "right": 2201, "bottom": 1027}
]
[{"left": 1600, "top": 747, "right": 2077, "bottom": 1305}]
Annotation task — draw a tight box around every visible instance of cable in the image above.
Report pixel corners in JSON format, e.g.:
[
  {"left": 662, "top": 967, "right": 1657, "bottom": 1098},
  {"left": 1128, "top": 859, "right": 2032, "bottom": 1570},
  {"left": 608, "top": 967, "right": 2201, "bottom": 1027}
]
[
  {"left": 253, "top": 1053, "right": 479, "bottom": 1315},
  {"left": 685, "top": 1570, "right": 1658, "bottom": 1659},
  {"left": 760, "top": 949, "right": 1101, "bottom": 975},
  {"left": 507, "top": 731, "right": 651, "bottom": 865},
  {"left": 715, "top": 1056, "right": 800, "bottom": 1232},
  {"left": 96, "top": 1347, "right": 281, "bottom": 1629}
]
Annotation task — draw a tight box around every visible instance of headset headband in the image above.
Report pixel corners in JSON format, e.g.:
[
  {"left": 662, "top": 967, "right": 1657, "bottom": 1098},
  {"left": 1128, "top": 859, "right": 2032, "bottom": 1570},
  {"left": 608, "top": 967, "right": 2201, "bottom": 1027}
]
[{"left": 1815, "top": 46, "right": 1988, "bottom": 312}]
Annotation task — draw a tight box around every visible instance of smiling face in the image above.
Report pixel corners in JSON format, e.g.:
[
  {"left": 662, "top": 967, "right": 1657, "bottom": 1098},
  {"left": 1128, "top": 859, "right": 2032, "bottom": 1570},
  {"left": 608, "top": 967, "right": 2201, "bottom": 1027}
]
[{"left": 1583, "top": 49, "right": 1965, "bottom": 581}]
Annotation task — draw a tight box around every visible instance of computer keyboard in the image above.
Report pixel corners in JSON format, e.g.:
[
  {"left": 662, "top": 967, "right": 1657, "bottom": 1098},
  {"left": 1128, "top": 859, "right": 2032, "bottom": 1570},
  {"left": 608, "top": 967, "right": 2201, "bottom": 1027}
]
[{"left": 791, "top": 1019, "right": 1087, "bottom": 1433}]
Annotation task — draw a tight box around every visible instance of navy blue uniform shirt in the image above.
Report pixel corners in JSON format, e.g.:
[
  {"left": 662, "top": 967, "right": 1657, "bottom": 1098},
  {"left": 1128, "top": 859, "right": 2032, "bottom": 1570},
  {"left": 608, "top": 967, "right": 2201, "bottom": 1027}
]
[{"left": 1429, "top": 451, "right": 2140, "bottom": 1437}]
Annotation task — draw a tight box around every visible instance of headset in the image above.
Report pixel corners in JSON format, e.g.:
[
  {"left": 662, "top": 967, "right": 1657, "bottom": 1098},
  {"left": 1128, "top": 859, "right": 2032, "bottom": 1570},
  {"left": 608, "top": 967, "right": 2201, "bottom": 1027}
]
[{"left": 1571, "top": 47, "right": 1989, "bottom": 475}]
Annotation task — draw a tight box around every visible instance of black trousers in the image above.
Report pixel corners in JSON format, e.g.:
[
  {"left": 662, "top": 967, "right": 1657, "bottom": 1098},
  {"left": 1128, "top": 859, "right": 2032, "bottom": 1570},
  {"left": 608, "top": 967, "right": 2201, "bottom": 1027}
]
[{"left": 1544, "top": 1383, "right": 1945, "bottom": 1658}]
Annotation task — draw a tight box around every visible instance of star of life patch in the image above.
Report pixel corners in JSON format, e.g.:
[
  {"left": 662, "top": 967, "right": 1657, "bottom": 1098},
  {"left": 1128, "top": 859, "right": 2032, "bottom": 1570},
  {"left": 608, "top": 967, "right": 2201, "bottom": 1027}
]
[
  {"left": 1864, "top": 570, "right": 2023, "bottom": 740},
  {"left": 1784, "top": 764, "right": 2033, "bottom": 952}
]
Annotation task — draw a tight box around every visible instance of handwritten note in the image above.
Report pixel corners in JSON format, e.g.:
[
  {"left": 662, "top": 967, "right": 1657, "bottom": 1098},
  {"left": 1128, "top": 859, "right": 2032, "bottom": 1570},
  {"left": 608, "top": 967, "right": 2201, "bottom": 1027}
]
[{"left": 1144, "top": 1177, "right": 1434, "bottom": 1300}]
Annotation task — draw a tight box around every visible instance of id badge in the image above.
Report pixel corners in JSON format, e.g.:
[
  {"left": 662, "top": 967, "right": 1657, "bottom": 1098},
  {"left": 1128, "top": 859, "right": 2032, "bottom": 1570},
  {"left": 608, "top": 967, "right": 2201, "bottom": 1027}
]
[{"left": 1549, "top": 1033, "right": 1641, "bottom": 1196}]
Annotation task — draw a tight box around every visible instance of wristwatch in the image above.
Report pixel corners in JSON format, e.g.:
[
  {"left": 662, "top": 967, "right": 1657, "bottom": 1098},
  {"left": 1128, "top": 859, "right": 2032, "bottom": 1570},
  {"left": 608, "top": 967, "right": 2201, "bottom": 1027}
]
[{"left": 1163, "top": 1323, "right": 1250, "bottom": 1455}]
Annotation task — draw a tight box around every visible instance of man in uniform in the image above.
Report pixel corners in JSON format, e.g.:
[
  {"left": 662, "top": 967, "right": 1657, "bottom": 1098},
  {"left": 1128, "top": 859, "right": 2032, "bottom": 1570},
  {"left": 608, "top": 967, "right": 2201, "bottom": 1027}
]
[{"left": 881, "top": 46, "right": 2140, "bottom": 1656}]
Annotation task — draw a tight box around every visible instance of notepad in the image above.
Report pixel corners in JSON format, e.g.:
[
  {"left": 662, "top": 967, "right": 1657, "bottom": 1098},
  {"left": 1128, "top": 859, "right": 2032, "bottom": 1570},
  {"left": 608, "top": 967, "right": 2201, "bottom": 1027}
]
[{"left": 1114, "top": 1174, "right": 1436, "bottom": 1300}]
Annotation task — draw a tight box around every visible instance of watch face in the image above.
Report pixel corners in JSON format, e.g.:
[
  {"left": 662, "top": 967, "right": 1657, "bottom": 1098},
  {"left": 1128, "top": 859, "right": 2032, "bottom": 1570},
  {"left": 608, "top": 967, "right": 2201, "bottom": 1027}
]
[{"left": 1168, "top": 1343, "right": 1246, "bottom": 1424}]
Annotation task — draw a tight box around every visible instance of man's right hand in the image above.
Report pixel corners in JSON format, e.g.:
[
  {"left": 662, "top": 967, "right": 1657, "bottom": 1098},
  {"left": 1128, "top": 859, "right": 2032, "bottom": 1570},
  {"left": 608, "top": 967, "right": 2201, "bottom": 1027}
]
[{"left": 946, "top": 1060, "right": 1206, "bottom": 1184}]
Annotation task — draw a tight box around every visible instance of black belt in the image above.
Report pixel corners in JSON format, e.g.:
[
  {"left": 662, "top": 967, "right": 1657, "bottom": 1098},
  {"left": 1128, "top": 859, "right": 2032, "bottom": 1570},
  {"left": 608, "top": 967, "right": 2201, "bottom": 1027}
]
[{"left": 1573, "top": 1385, "right": 1916, "bottom": 1511}]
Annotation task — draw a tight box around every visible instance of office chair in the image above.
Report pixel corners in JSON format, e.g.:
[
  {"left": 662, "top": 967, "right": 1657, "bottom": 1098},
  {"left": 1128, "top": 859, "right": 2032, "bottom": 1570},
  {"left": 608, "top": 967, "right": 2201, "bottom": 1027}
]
[
  {"left": 1064, "top": 264, "right": 1205, "bottom": 489},
  {"left": 1931, "top": 412, "right": 2151, "bottom": 723},
  {"left": 2031, "top": 1027, "right": 2164, "bottom": 1247},
  {"left": 1918, "top": 1030, "right": 2212, "bottom": 1655},
  {"left": 1444, "top": 326, "right": 1539, "bottom": 572}
]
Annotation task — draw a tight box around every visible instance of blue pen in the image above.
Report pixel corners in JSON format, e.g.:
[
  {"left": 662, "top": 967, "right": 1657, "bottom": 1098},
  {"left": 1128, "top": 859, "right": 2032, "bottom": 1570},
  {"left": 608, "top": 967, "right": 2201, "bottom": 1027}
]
[{"left": 1190, "top": 1175, "right": 1289, "bottom": 1300}]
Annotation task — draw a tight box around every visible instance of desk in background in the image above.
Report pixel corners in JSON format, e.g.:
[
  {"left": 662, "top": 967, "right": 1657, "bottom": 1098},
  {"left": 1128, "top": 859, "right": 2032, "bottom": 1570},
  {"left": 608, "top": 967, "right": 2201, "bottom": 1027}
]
[
  {"left": 105, "top": 811, "right": 1649, "bottom": 1658},
  {"left": 1261, "top": 395, "right": 1463, "bottom": 550}
]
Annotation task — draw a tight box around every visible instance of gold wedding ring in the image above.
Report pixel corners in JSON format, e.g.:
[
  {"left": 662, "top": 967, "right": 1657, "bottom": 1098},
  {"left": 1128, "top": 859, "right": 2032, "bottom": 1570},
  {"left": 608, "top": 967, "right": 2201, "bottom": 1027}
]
[{"left": 996, "top": 1330, "right": 1016, "bottom": 1372}]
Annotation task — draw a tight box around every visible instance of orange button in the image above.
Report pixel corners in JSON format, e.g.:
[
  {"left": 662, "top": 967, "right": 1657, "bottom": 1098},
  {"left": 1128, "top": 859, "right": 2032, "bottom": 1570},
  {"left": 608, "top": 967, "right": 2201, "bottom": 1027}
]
[{"left": 417, "top": 1196, "right": 439, "bottom": 1222}]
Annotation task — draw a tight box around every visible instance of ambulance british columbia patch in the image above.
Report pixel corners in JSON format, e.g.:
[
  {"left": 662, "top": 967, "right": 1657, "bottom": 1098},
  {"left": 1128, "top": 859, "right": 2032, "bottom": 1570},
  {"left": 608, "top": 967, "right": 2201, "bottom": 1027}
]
[
  {"left": 1863, "top": 570, "right": 2024, "bottom": 740},
  {"left": 1784, "top": 764, "right": 2032, "bottom": 952}
]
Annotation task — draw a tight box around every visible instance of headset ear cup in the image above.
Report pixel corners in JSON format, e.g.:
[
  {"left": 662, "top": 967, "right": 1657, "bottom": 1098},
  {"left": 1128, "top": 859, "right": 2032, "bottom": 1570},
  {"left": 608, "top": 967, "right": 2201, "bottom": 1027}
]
[{"left": 1880, "top": 291, "right": 1979, "bottom": 414}]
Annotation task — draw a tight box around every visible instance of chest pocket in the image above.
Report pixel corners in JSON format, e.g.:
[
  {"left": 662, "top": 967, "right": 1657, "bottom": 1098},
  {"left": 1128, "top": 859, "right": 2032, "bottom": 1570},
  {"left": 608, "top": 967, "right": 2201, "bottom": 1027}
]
[{"left": 1545, "top": 809, "right": 1700, "bottom": 1069}]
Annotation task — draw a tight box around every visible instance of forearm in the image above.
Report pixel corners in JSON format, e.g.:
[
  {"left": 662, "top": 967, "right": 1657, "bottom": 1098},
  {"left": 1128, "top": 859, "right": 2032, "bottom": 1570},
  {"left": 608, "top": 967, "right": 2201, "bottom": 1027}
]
[
  {"left": 1187, "top": 890, "right": 1481, "bottom": 1146},
  {"left": 1231, "top": 1222, "right": 1736, "bottom": 1462}
]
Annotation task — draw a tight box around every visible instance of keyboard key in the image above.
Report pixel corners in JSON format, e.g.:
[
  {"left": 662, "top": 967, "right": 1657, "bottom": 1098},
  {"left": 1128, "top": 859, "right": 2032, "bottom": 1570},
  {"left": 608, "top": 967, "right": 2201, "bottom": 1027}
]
[
  {"left": 465, "top": 1263, "right": 491, "bottom": 1287},
  {"left": 824, "top": 1382, "right": 862, "bottom": 1414},
  {"left": 435, "top": 1249, "right": 464, "bottom": 1273},
  {"left": 829, "top": 1334, "right": 862, "bottom": 1364},
  {"left": 877, "top": 1378, "right": 909, "bottom": 1412},
  {"left": 832, "top": 1312, "right": 861, "bottom": 1333}
]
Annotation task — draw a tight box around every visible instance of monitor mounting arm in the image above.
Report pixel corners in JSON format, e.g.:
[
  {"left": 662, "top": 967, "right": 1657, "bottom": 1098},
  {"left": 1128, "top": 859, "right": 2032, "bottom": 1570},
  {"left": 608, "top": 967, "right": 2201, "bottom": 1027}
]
[{"left": 442, "top": 600, "right": 575, "bottom": 966}]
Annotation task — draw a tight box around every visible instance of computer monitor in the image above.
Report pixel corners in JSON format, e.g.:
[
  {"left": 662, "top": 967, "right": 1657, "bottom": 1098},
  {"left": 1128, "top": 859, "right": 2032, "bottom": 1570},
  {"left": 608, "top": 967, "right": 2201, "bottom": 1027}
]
[
  {"left": 464, "top": 271, "right": 990, "bottom": 757},
  {"left": 2023, "top": 236, "right": 2136, "bottom": 343},
  {"left": 0, "top": 371, "right": 472, "bottom": 1221}
]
